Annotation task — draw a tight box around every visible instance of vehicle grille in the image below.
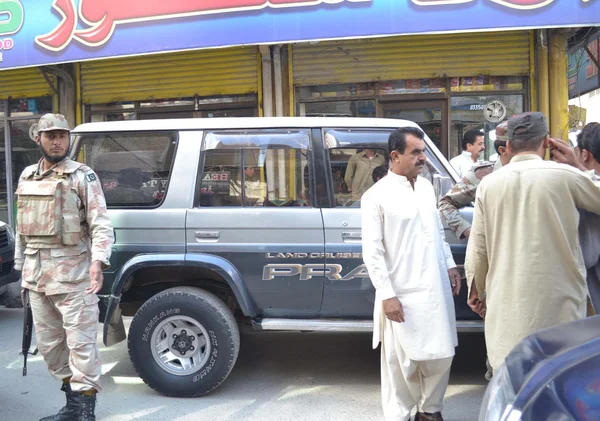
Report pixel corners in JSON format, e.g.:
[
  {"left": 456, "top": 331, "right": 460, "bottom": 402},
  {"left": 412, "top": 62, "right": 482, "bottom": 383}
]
[
  {"left": 0, "top": 230, "right": 8, "bottom": 248},
  {"left": 0, "top": 260, "right": 13, "bottom": 275}
]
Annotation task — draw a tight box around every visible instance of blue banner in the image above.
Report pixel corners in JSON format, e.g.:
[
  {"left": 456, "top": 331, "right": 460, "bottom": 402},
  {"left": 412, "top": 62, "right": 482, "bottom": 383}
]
[{"left": 0, "top": 0, "right": 598, "bottom": 71}]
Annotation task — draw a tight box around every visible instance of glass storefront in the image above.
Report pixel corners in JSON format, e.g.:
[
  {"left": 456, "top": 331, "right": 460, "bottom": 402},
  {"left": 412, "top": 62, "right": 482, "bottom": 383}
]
[
  {"left": 0, "top": 96, "right": 53, "bottom": 226},
  {"left": 450, "top": 94, "right": 524, "bottom": 160},
  {"left": 296, "top": 77, "right": 527, "bottom": 160},
  {"left": 88, "top": 94, "right": 258, "bottom": 122}
]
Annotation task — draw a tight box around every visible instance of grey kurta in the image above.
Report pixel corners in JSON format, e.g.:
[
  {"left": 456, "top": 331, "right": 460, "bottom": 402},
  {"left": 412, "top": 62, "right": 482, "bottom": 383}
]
[{"left": 465, "top": 154, "right": 600, "bottom": 370}]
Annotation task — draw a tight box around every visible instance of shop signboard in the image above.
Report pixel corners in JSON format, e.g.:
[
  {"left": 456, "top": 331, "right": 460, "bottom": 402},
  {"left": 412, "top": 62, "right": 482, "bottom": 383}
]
[
  {"left": 0, "top": 0, "right": 599, "bottom": 71},
  {"left": 568, "top": 30, "right": 600, "bottom": 99}
]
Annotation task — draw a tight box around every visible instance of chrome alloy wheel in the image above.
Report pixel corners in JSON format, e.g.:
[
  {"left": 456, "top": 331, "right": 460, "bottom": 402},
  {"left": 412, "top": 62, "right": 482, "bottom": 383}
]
[{"left": 150, "top": 315, "right": 211, "bottom": 376}]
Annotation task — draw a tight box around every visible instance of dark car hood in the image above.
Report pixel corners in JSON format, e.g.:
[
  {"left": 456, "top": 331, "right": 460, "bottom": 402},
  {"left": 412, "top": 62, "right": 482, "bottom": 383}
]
[{"left": 504, "top": 315, "right": 600, "bottom": 391}]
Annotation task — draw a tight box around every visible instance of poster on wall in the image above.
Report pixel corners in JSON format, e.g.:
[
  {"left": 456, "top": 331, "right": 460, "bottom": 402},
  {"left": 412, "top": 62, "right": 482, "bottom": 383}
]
[{"left": 0, "top": 0, "right": 598, "bottom": 71}]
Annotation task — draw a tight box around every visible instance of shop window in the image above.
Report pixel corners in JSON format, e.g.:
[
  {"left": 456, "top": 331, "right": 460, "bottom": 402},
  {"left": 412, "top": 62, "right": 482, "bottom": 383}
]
[
  {"left": 140, "top": 98, "right": 195, "bottom": 108},
  {"left": 9, "top": 119, "right": 42, "bottom": 192},
  {"left": 91, "top": 112, "right": 136, "bottom": 122},
  {"left": 198, "top": 94, "right": 258, "bottom": 105},
  {"left": 449, "top": 94, "right": 523, "bottom": 161},
  {"left": 72, "top": 132, "right": 177, "bottom": 208},
  {"left": 90, "top": 102, "right": 136, "bottom": 122},
  {"left": 300, "top": 100, "right": 376, "bottom": 118},
  {"left": 9, "top": 96, "right": 53, "bottom": 117},
  {"left": 0, "top": 96, "right": 54, "bottom": 226},
  {"left": 199, "top": 130, "right": 312, "bottom": 207},
  {"left": 88, "top": 95, "right": 258, "bottom": 122},
  {"left": 380, "top": 79, "right": 446, "bottom": 95},
  {"left": 297, "top": 83, "right": 376, "bottom": 100},
  {"left": 450, "top": 76, "right": 523, "bottom": 92}
]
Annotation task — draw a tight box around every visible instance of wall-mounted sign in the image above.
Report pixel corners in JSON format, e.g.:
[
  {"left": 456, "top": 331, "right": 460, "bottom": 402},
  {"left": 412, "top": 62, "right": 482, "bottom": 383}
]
[
  {"left": 484, "top": 100, "right": 507, "bottom": 123},
  {"left": 1, "top": 0, "right": 599, "bottom": 71}
]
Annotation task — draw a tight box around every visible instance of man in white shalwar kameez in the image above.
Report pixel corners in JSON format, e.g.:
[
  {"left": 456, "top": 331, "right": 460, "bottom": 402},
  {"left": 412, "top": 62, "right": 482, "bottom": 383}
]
[
  {"left": 465, "top": 113, "right": 600, "bottom": 373},
  {"left": 362, "top": 127, "right": 462, "bottom": 421}
]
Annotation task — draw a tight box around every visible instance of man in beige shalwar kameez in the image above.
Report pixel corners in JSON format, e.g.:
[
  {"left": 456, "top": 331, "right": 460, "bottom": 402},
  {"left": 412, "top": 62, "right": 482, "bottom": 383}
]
[{"left": 465, "top": 112, "right": 600, "bottom": 372}]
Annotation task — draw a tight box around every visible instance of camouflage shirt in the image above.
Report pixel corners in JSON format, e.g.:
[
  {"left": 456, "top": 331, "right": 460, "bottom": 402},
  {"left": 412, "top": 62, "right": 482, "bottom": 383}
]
[
  {"left": 438, "top": 162, "right": 494, "bottom": 239},
  {"left": 14, "top": 158, "right": 114, "bottom": 294}
]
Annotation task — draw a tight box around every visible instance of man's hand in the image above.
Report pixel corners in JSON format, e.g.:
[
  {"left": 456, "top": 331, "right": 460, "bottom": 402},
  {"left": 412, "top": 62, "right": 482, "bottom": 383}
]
[
  {"left": 21, "top": 288, "right": 26, "bottom": 306},
  {"left": 474, "top": 165, "right": 493, "bottom": 180},
  {"left": 467, "top": 284, "right": 486, "bottom": 318},
  {"left": 86, "top": 261, "right": 104, "bottom": 294},
  {"left": 448, "top": 268, "right": 462, "bottom": 296},
  {"left": 549, "top": 138, "right": 587, "bottom": 171},
  {"left": 382, "top": 297, "right": 405, "bottom": 323},
  {"left": 462, "top": 228, "right": 471, "bottom": 239}
]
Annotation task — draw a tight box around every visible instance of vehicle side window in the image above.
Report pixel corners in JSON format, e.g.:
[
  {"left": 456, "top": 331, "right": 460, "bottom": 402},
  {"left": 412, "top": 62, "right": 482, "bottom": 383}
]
[
  {"left": 199, "top": 129, "right": 312, "bottom": 207},
  {"left": 329, "top": 148, "right": 388, "bottom": 207},
  {"left": 324, "top": 127, "right": 455, "bottom": 206},
  {"left": 73, "top": 132, "right": 177, "bottom": 208}
]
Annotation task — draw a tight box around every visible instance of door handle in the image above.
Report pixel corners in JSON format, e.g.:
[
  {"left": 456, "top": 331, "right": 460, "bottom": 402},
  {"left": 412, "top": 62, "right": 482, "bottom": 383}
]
[
  {"left": 195, "top": 231, "right": 220, "bottom": 242},
  {"left": 341, "top": 232, "right": 362, "bottom": 242}
]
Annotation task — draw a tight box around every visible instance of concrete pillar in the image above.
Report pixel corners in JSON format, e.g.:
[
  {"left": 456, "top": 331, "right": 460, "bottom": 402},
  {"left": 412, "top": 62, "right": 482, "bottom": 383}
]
[
  {"left": 548, "top": 30, "right": 569, "bottom": 140},
  {"left": 536, "top": 30, "right": 550, "bottom": 121}
]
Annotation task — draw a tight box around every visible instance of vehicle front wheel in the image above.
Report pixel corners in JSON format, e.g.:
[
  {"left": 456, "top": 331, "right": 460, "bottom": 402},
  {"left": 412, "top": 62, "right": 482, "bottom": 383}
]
[{"left": 128, "top": 286, "right": 240, "bottom": 397}]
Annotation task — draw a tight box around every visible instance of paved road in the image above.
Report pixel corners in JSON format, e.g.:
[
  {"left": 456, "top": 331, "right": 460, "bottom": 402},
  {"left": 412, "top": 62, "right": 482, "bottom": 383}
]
[{"left": 0, "top": 308, "right": 488, "bottom": 421}]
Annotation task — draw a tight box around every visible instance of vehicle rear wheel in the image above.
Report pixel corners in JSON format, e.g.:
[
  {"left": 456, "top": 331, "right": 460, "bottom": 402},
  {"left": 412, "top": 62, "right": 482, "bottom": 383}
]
[{"left": 128, "top": 286, "right": 240, "bottom": 397}]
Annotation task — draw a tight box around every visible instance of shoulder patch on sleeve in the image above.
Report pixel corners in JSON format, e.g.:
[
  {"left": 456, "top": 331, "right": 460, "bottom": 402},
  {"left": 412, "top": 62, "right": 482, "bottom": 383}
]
[{"left": 86, "top": 173, "right": 98, "bottom": 182}]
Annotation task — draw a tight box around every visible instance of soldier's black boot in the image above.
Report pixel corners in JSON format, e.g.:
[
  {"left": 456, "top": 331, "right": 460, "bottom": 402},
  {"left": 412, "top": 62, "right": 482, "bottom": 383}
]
[
  {"left": 39, "top": 380, "right": 81, "bottom": 421},
  {"left": 77, "top": 390, "right": 97, "bottom": 421}
]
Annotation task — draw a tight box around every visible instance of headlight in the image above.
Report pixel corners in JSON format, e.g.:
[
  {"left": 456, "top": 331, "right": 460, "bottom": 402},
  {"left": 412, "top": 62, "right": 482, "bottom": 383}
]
[{"left": 479, "top": 364, "right": 522, "bottom": 421}]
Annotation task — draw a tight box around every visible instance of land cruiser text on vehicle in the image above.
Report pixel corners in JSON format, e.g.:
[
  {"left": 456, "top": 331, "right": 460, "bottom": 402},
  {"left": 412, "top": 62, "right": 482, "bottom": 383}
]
[{"left": 69, "top": 117, "right": 475, "bottom": 397}]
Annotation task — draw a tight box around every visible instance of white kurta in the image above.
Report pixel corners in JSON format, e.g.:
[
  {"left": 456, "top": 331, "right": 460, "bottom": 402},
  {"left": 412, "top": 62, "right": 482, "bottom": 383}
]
[
  {"left": 450, "top": 151, "right": 476, "bottom": 178},
  {"left": 361, "top": 171, "right": 458, "bottom": 360},
  {"left": 466, "top": 155, "right": 600, "bottom": 370}
]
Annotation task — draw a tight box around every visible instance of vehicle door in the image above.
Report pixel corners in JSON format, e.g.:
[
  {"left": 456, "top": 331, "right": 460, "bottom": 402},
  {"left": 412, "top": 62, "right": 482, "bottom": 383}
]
[
  {"left": 72, "top": 130, "right": 187, "bottom": 298},
  {"left": 186, "top": 128, "right": 326, "bottom": 318},
  {"left": 318, "top": 126, "right": 469, "bottom": 319}
]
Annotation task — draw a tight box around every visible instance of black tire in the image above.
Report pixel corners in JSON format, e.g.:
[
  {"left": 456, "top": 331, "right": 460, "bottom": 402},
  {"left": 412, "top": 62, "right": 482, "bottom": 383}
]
[{"left": 128, "top": 286, "right": 240, "bottom": 397}]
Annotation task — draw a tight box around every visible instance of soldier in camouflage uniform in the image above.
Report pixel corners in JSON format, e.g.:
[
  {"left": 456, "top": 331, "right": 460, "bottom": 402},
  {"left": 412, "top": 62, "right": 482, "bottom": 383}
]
[
  {"left": 13, "top": 114, "right": 114, "bottom": 421},
  {"left": 438, "top": 122, "right": 513, "bottom": 240}
]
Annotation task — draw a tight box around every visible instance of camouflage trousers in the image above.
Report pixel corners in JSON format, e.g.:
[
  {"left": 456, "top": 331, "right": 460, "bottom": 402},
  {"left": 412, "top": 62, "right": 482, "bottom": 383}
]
[{"left": 29, "top": 289, "right": 102, "bottom": 392}]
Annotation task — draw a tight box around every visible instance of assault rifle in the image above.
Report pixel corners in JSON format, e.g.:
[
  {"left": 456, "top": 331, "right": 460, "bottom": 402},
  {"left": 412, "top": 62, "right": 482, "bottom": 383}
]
[{"left": 21, "top": 289, "right": 38, "bottom": 376}]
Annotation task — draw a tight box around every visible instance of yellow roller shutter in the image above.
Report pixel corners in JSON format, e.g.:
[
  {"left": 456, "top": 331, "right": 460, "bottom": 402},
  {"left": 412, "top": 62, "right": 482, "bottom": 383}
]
[
  {"left": 0, "top": 68, "right": 55, "bottom": 99},
  {"left": 293, "top": 31, "right": 531, "bottom": 86},
  {"left": 81, "top": 47, "right": 259, "bottom": 104}
]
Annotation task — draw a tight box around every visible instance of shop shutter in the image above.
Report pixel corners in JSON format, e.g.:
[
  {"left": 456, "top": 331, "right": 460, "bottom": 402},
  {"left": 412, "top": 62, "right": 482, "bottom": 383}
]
[
  {"left": 0, "top": 68, "right": 56, "bottom": 99},
  {"left": 292, "top": 31, "right": 531, "bottom": 86},
  {"left": 81, "top": 47, "right": 259, "bottom": 104}
]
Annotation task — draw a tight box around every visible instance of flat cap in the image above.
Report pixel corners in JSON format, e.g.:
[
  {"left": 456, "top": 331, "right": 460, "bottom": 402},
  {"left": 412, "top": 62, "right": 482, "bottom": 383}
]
[{"left": 507, "top": 112, "right": 548, "bottom": 141}]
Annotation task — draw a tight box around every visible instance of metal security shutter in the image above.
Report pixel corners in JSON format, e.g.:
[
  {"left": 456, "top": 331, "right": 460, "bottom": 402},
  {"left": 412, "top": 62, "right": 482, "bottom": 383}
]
[
  {"left": 293, "top": 31, "right": 531, "bottom": 86},
  {"left": 81, "top": 47, "right": 259, "bottom": 104},
  {"left": 0, "top": 68, "right": 55, "bottom": 99}
]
